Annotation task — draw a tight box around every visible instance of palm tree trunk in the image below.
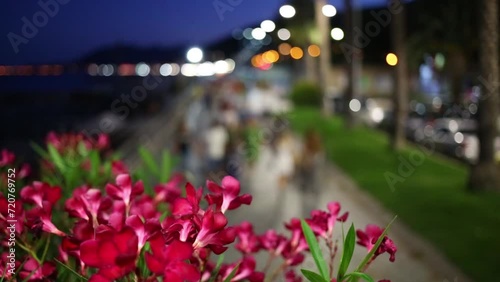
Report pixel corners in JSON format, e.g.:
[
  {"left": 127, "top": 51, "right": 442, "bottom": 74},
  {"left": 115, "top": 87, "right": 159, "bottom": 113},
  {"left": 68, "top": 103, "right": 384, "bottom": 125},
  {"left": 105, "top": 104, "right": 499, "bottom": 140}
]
[
  {"left": 390, "top": 0, "right": 409, "bottom": 150},
  {"left": 304, "top": 43, "right": 319, "bottom": 82},
  {"left": 468, "top": 0, "right": 499, "bottom": 192},
  {"left": 343, "top": 0, "right": 355, "bottom": 127},
  {"left": 315, "top": 0, "right": 332, "bottom": 115}
]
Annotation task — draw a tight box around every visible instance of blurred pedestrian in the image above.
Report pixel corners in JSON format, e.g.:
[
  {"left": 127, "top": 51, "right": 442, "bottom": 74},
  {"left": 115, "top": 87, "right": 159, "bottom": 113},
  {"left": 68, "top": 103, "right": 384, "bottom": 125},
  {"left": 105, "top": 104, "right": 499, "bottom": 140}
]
[
  {"left": 205, "top": 120, "right": 229, "bottom": 175},
  {"left": 298, "top": 129, "right": 324, "bottom": 193},
  {"left": 273, "top": 131, "right": 297, "bottom": 189}
]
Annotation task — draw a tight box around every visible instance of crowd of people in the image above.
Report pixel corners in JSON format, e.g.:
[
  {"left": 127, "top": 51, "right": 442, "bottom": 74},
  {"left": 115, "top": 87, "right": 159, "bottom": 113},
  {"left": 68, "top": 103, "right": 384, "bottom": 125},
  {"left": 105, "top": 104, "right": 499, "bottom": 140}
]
[{"left": 172, "top": 77, "right": 324, "bottom": 195}]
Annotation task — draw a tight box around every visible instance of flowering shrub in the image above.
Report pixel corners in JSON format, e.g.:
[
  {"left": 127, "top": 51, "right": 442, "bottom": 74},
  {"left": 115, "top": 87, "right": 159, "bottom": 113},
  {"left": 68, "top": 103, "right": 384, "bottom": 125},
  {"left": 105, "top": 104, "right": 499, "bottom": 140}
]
[{"left": 0, "top": 133, "right": 397, "bottom": 282}]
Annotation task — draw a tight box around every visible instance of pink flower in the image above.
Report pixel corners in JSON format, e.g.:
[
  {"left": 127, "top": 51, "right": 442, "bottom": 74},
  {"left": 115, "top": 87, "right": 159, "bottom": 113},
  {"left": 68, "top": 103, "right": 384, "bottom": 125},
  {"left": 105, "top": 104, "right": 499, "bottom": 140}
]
[
  {"left": 259, "top": 230, "right": 288, "bottom": 256},
  {"left": 193, "top": 208, "right": 235, "bottom": 254},
  {"left": 25, "top": 201, "right": 66, "bottom": 236},
  {"left": 172, "top": 182, "right": 203, "bottom": 217},
  {"left": 0, "top": 253, "right": 19, "bottom": 280},
  {"left": 80, "top": 226, "right": 138, "bottom": 281},
  {"left": 19, "top": 257, "right": 56, "bottom": 281},
  {"left": 235, "top": 221, "right": 261, "bottom": 254},
  {"left": 129, "top": 195, "right": 160, "bottom": 219},
  {"left": 20, "top": 181, "right": 62, "bottom": 208},
  {"left": 111, "top": 161, "right": 128, "bottom": 176},
  {"left": 221, "top": 256, "right": 264, "bottom": 282},
  {"left": 0, "top": 149, "right": 15, "bottom": 167},
  {"left": 285, "top": 269, "right": 303, "bottom": 282},
  {"left": 96, "top": 134, "right": 110, "bottom": 150},
  {"left": 356, "top": 225, "right": 397, "bottom": 262},
  {"left": 163, "top": 218, "right": 196, "bottom": 243},
  {"left": 307, "top": 202, "right": 349, "bottom": 239},
  {"left": 145, "top": 234, "right": 200, "bottom": 282},
  {"left": 65, "top": 186, "right": 111, "bottom": 225},
  {"left": 18, "top": 163, "right": 31, "bottom": 179},
  {"left": 206, "top": 176, "right": 252, "bottom": 214},
  {"left": 0, "top": 195, "right": 24, "bottom": 234},
  {"left": 105, "top": 174, "right": 144, "bottom": 208},
  {"left": 285, "top": 218, "right": 309, "bottom": 254},
  {"left": 126, "top": 215, "right": 161, "bottom": 253},
  {"left": 154, "top": 174, "right": 183, "bottom": 204}
]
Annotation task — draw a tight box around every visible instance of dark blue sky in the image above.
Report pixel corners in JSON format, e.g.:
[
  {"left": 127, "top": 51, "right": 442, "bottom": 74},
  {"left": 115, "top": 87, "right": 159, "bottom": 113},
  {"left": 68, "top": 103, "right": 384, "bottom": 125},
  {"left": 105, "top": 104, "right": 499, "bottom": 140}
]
[{"left": 1, "top": 0, "right": 386, "bottom": 65}]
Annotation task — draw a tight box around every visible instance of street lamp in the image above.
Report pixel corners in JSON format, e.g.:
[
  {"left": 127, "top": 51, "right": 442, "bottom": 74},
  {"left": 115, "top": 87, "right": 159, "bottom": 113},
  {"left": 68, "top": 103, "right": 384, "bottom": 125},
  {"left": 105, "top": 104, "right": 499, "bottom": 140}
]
[
  {"left": 186, "top": 47, "right": 203, "bottom": 63},
  {"left": 251, "top": 28, "right": 266, "bottom": 40},
  {"left": 279, "top": 5, "right": 296, "bottom": 18},
  {"left": 331, "top": 28, "right": 344, "bottom": 40},
  {"left": 386, "top": 53, "right": 398, "bottom": 66},
  {"left": 261, "top": 20, "right": 276, "bottom": 32},
  {"left": 277, "top": 28, "right": 291, "bottom": 40},
  {"left": 322, "top": 4, "right": 337, "bottom": 17}
]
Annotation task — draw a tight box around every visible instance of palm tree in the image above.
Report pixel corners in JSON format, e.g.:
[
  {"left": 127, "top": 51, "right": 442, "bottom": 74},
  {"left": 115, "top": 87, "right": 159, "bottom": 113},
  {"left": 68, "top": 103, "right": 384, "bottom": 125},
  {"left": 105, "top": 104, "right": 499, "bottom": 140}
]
[
  {"left": 287, "top": 0, "right": 318, "bottom": 81},
  {"left": 343, "top": 0, "right": 362, "bottom": 127},
  {"left": 390, "top": 0, "right": 409, "bottom": 149},
  {"left": 407, "top": 0, "right": 479, "bottom": 105},
  {"left": 315, "top": 0, "right": 332, "bottom": 114},
  {"left": 468, "top": 0, "right": 499, "bottom": 192}
]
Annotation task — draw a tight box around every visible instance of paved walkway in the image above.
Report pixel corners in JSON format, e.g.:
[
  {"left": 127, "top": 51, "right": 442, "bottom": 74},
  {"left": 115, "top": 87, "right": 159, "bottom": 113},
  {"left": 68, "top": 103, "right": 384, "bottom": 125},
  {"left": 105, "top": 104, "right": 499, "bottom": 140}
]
[
  {"left": 153, "top": 78, "right": 472, "bottom": 281},
  {"left": 229, "top": 137, "right": 472, "bottom": 282}
]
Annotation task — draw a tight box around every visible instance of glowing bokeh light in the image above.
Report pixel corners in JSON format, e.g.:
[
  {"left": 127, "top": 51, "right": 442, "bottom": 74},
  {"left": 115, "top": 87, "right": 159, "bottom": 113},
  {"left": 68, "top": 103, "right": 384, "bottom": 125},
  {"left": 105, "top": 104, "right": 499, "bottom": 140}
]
[
  {"left": 88, "top": 64, "right": 98, "bottom": 76},
  {"left": 331, "top": 28, "right": 344, "bottom": 40},
  {"left": 278, "top": 43, "right": 292, "bottom": 55},
  {"left": 261, "top": 20, "right": 276, "bottom": 32},
  {"left": 181, "top": 63, "right": 197, "bottom": 77},
  {"left": 243, "top": 28, "right": 253, "bottom": 39},
  {"left": 386, "top": 53, "right": 398, "bottom": 66},
  {"left": 322, "top": 5, "right": 337, "bottom": 17},
  {"left": 263, "top": 50, "right": 279, "bottom": 63},
  {"left": 308, "top": 45, "right": 321, "bottom": 57},
  {"left": 135, "top": 63, "right": 150, "bottom": 77},
  {"left": 214, "top": 60, "right": 229, "bottom": 74},
  {"left": 277, "top": 28, "right": 291, "bottom": 41},
  {"left": 197, "top": 62, "right": 215, "bottom": 77},
  {"left": 160, "top": 64, "right": 173, "bottom": 76},
  {"left": 349, "top": 99, "right": 361, "bottom": 112},
  {"left": 279, "top": 5, "right": 296, "bottom": 18},
  {"left": 186, "top": 47, "right": 203, "bottom": 63},
  {"left": 170, "top": 63, "right": 180, "bottom": 76},
  {"left": 252, "top": 28, "right": 266, "bottom": 40},
  {"left": 290, "top": 47, "right": 304, "bottom": 60}
]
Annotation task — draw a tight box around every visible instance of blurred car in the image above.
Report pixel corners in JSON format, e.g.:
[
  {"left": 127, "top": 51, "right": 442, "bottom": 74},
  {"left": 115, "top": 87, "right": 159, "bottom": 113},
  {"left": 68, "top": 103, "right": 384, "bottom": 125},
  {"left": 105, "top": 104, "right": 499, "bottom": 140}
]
[{"left": 424, "top": 118, "right": 500, "bottom": 163}]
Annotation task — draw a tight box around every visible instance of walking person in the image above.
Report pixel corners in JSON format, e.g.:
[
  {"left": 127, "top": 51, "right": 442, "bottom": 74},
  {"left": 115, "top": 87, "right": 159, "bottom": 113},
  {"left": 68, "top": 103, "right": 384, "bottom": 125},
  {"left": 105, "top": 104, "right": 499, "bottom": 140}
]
[
  {"left": 204, "top": 120, "right": 229, "bottom": 178},
  {"left": 297, "top": 129, "right": 324, "bottom": 216}
]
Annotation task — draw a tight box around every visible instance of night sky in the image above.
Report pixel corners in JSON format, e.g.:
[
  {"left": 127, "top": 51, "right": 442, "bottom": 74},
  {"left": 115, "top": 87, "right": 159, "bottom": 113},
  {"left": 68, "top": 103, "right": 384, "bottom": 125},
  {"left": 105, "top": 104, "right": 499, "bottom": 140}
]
[{"left": 1, "top": 0, "right": 387, "bottom": 65}]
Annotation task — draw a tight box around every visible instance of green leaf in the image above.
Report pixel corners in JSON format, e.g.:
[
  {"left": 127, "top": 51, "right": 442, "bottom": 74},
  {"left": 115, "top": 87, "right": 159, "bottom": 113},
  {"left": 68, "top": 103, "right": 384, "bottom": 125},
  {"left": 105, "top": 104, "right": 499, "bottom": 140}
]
[
  {"left": 208, "top": 254, "right": 225, "bottom": 282},
  {"left": 353, "top": 216, "right": 398, "bottom": 281},
  {"left": 47, "top": 144, "right": 66, "bottom": 173},
  {"left": 138, "top": 147, "right": 159, "bottom": 177},
  {"left": 343, "top": 272, "right": 375, "bottom": 282},
  {"left": 337, "top": 224, "right": 356, "bottom": 281},
  {"left": 160, "top": 150, "right": 172, "bottom": 183},
  {"left": 30, "top": 142, "right": 49, "bottom": 159},
  {"left": 301, "top": 219, "right": 329, "bottom": 281},
  {"left": 300, "top": 269, "right": 329, "bottom": 282},
  {"left": 88, "top": 150, "right": 100, "bottom": 183},
  {"left": 223, "top": 263, "right": 240, "bottom": 282},
  {"left": 77, "top": 142, "right": 89, "bottom": 157},
  {"left": 54, "top": 259, "right": 88, "bottom": 281}
]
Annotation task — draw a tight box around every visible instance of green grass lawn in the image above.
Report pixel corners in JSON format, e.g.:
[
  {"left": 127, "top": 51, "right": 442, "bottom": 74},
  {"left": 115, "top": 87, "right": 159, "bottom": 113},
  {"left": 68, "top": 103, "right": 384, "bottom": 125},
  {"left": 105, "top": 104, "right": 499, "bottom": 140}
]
[{"left": 289, "top": 107, "right": 500, "bottom": 281}]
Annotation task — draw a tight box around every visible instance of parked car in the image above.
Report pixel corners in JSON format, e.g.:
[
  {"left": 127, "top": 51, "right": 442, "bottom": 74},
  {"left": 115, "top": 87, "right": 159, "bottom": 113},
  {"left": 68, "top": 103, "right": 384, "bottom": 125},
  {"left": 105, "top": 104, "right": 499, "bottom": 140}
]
[{"left": 423, "top": 118, "right": 500, "bottom": 163}]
